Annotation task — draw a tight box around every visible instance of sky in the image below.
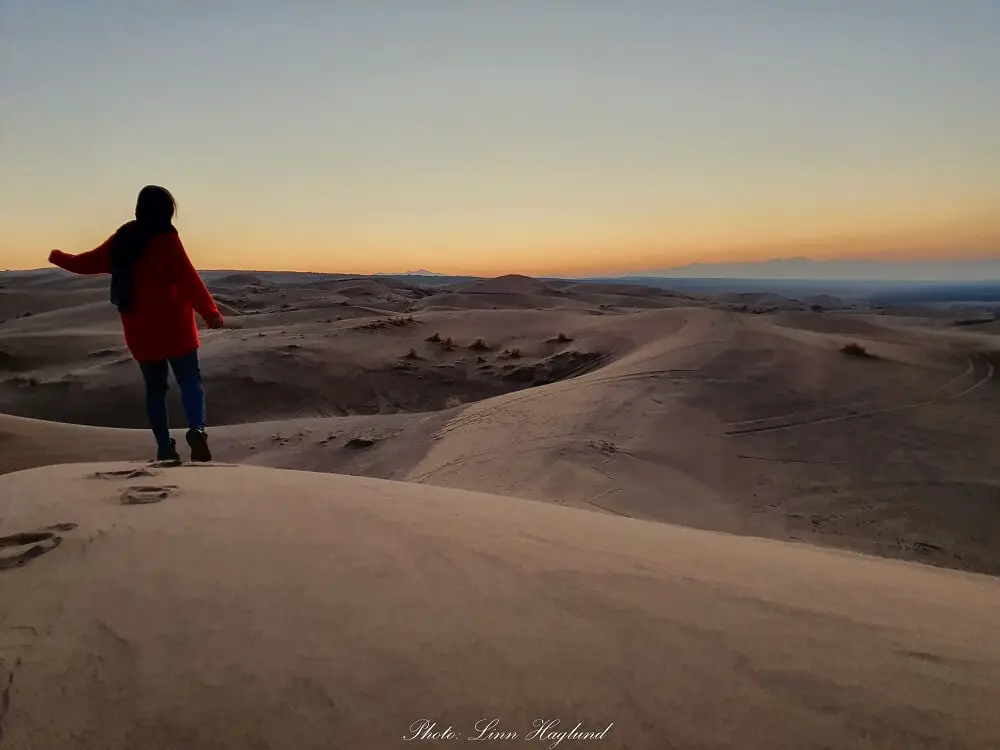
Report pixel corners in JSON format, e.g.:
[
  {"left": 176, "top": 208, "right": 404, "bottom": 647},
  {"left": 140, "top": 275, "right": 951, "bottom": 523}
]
[{"left": 1, "top": 0, "right": 998, "bottom": 277}]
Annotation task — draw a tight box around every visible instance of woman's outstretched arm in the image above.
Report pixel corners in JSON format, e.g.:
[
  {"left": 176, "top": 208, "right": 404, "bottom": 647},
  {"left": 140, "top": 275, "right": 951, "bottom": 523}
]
[{"left": 49, "top": 237, "right": 113, "bottom": 275}]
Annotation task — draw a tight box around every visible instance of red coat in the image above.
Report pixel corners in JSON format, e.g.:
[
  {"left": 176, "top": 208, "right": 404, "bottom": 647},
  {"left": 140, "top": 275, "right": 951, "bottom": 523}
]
[{"left": 51, "top": 233, "right": 222, "bottom": 362}]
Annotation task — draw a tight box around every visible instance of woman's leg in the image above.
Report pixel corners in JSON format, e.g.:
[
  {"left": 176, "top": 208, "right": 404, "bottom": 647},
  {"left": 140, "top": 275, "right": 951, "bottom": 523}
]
[
  {"left": 169, "top": 349, "right": 211, "bottom": 461},
  {"left": 138, "top": 359, "right": 174, "bottom": 454},
  {"left": 169, "top": 349, "right": 206, "bottom": 430}
]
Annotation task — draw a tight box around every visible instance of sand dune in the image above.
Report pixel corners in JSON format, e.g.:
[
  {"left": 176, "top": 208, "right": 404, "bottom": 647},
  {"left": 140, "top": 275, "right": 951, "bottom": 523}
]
[
  {"left": 3, "top": 269, "right": 1000, "bottom": 747},
  {"left": 425, "top": 276, "right": 696, "bottom": 312},
  {"left": 210, "top": 272, "right": 275, "bottom": 288},
  {"left": 450, "top": 273, "right": 561, "bottom": 296},
  {"left": 3, "top": 271, "right": 1000, "bottom": 574},
  {"left": 1, "top": 462, "right": 999, "bottom": 749},
  {"left": 952, "top": 318, "right": 1000, "bottom": 335},
  {"left": 0, "top": 413, "right": 139, "bottom": 474}
]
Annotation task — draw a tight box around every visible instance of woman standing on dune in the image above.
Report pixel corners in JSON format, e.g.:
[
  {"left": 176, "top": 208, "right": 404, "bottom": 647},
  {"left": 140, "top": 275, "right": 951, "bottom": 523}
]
[{"left": 48, "top": 185, "right": 224, "bottom": 462}]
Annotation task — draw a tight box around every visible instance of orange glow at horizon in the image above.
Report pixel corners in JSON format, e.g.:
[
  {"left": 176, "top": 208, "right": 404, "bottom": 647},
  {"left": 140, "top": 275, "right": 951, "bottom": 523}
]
[
  {"left": 5, "top": 208, "right": 999, "bottom": 277},
  {"left": 176, "top": 204, "right": 1000, "bottom": 277}
]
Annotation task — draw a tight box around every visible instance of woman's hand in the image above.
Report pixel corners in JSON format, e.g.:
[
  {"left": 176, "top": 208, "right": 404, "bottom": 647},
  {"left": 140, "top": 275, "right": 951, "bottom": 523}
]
[{"left": 204, "top": 312, "right": 225, "bottom": 329}]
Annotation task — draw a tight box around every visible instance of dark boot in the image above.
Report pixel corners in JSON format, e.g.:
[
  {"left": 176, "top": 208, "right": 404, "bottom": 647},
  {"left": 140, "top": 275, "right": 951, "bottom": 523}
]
[
  {"left": 157, "top": 438, "right": 181, "bottom": 462},
  {"left": 186, "top": 428, "right": 212, "bottom": 462}
]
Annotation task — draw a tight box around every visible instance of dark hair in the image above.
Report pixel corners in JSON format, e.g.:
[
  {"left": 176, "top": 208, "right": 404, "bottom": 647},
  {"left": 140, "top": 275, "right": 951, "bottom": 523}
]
[
  {"left": 109, "top": 185, "right": 178, "bottom": 312},
  {"left": 135, "top": 185, "right": 176, "bottom": 226}
]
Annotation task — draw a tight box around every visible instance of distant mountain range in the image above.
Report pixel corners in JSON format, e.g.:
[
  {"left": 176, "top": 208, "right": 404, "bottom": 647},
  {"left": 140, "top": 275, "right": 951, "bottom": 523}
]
[
  {"left": 376, "top": 269, "right": 449, "bottom": 277},
  {"left": 371, "top": 258, "right": 1000, "bottom": 283},
  {"left": 13, "top": 258, "right": 998, "bottom": 283},
  {"left": 620, "top": 257, "right": 1000, "bottom": 282},
  {"left": 12, "top": 262, "right": 998, "bottom": 305}
]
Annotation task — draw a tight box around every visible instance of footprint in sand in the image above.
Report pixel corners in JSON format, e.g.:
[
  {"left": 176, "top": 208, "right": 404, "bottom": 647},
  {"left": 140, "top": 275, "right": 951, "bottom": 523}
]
[
  {"left": 42, "top": 523, "right": 78, "bottom": 532},
  {"left": 91, "top": 463, "right": 228, "bottom": 480},
  {"left": 0, "top": 523, "right": 77, "bottom": 570},
  {"left": 89, "top": 467, "right": 162, "bottom": 480},
  {"left": 119, "top": 486, "right": 178, "bottom": 505}
]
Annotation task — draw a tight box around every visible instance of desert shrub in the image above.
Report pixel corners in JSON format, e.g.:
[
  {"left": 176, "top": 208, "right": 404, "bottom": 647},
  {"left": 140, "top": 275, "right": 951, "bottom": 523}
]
[
  {"left": 426, "top": 332, "right": 441, "bottom": 342},
  {"left": 7, "top": 375, "right": 40, "bottom": 387},
  {"left": 442, "top": 337, "right": 455, "bottom": 351},
  {"left": 404, "top": 348, "right": 420, "bottom": 360},
  {"left": 345, "top": 436, "right": 377, "bottom": 449},
  {"left": 357, "top": 315, "right": 416, "bottom": 332},
  {"left": 469, "top": 337, "right": 490, "bottom": 351},
  {"left": 591, "top": 439, "right": 617, "bottom": 455},
  {"left": 500, "top": 348, "right": 522, "bottom": 359},
  {"left": 952, "top": 318, "right": 993, "bottom": 327},
  {"left": 841, "top": 342, "right": 874, "bottom": 358}
]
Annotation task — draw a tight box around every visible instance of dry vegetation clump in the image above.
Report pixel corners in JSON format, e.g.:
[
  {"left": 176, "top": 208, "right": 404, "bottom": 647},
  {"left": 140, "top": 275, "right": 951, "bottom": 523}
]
[
  {"left": 345, "top": 435, "right": 378, "bottom": 449},
  {"left": 5, "top": 375, "right": 40, "bottom": 387},
  {"left": 358, "top": 315, "right": 417, "bottom": 332},
  {"left": 424, "top": 331, "right": 457, "bottom": 351},
  {"left": 841, "top": 342, "right": 876, "bottom": 359}
]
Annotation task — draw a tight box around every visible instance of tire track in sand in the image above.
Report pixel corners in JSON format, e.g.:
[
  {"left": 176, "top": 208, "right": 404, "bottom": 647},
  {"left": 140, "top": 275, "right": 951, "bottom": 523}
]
[
  {"left": 726, "top": 355, "right": 976, "bottom": 428},
  {"left": 725, "top": 354, "right": 994, "bottom": 436}
]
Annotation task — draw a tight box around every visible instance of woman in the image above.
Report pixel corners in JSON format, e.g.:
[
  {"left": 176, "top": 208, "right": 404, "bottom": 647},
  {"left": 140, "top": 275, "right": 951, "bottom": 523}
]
[{"left": 49, "top": 185, "right": 224, "bottom": 462}]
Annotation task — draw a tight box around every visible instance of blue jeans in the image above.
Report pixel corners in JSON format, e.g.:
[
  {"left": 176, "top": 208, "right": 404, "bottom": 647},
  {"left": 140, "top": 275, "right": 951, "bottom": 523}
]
[{"left": 138, "top": 350, "right": 206, "bottom": 449}]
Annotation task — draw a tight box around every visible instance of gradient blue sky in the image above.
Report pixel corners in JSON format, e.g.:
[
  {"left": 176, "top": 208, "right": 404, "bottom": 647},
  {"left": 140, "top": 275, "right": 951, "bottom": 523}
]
[{"left": 1, "top": 1, "right": 998, "bottom": 275}]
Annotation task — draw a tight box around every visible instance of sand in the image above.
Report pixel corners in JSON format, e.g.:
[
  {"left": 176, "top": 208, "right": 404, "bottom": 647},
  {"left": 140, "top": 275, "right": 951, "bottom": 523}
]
[
  {"left": 3, "top": 271, "right": 1000, "bottom": 573},
  {"left": 1, "top": 461, "right": 999, "bottom": 749},
  {"left": 3, "top": 269, "right": 1000, "bottom": 747}
]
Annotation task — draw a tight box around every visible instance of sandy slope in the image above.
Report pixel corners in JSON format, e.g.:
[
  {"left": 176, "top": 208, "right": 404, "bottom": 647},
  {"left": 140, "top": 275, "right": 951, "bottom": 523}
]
[
  {"left": 3, "top": 271, "right": 1000, "bottom": 747},
  {"left": 3, "top": 271, "right": 1000, "bottom": 573},
  {"left": 0, "top": 414, "right": 139, "bottom": 475},
  {"left": 2, "top": 462, "right": 999, "bottom": 750},
  {"left": 3, "top": 302, "right": 1000, "bottom": 572}
]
